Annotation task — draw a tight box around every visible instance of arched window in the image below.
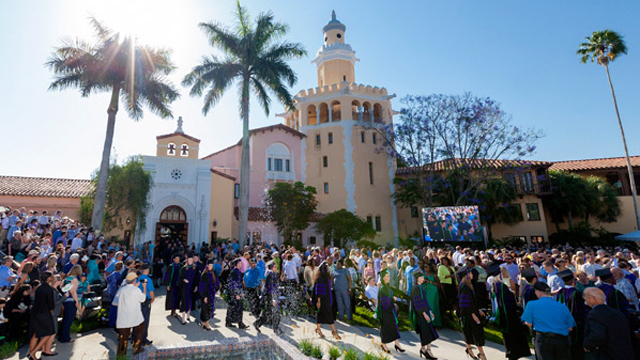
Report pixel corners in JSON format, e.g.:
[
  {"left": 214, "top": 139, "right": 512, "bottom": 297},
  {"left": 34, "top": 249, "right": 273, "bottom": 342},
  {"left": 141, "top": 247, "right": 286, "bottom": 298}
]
[
  {"left": 167, "top": 142, "right": 176, "bottom": 156},
  {"left": 180, "top": 143, "right": 189, "bottom": 157},
  {"left": 307, "top": 105, "right": 317, "bottom": 126},
  {"left": 160, "top": 206, "right": 187, "bottom": 222},
  {"left": 319, "top": 103, "right": 329, "bottom": 123},
  {"left": 362, "top": 102, "right": 371, "bottom": 122},
  {"left": 351, "top": 100, "right": 361, "bottom": 120},
  {"left": 331, "top": 101, "right": 341, "bottom": 121},
  {"left": 373, "top": 103, "right": 383, "bottom": 123},
  {"left": 266, "top": 142, "right": 293, "bottom": 175}
]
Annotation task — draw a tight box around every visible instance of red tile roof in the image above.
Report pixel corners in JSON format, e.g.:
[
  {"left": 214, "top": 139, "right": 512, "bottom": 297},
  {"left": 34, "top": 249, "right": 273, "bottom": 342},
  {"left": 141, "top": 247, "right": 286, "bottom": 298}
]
[
  {"left": 156, "top": 132, "right": 201, "bottom": 143},
  {"left": 549, "top": 156, "right": 640, "bottom": 172},
  {"left": 201, "top": 124, "right": 305, "bottom": 160},
  {"left": 234, "top": 207, "right": 324, "bottom": 222},
  {"left": 0, "top": 176, "right": 93, "bottom": 198},
  {"left": 397, "top": 158, "right": 552, "bottom": 175}
]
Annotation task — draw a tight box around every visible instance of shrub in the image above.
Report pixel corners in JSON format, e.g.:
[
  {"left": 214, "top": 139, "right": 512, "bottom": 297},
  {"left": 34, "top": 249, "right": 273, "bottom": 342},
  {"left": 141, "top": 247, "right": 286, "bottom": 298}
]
[
  {"left": 298, "top": 339, "right": 314, "bottom": 356},
  {"left": 310, "top": 343, "right": 324, "bottom": 359},
  {"left": 344, "top": 348, "right": 359, "bottom": 360},
  {"left": 328, "top": 345, "right": 341, "bottom": 360}
]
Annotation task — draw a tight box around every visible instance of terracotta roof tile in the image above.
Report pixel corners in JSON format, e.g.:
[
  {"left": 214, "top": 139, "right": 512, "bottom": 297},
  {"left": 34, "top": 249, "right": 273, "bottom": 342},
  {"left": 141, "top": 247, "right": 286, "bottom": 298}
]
[
  {"left": 397, "top": 158, "right": 552, "bottom": 175},
  {"left": 549, "top": 156, "right": 640, "bottom": 172},
  {"left": 0, "top": 176, "right": 93, "bottom": 198}
]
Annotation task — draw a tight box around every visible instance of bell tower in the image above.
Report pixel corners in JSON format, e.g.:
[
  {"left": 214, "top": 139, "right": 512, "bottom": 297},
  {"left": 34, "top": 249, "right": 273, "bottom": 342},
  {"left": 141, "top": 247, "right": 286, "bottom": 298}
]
[{"left": 313, "top": 11, "right": 358, "bottom": 87}]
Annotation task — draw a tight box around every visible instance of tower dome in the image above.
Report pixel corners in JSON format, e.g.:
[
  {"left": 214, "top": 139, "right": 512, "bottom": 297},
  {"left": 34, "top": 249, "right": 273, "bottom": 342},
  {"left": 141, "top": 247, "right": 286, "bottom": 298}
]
[
  {"left": 323, "top": 10, "right": 346, "bottom": 33},
  {"left": 313, "top": 10, "right": 358, "bottom": 86}
]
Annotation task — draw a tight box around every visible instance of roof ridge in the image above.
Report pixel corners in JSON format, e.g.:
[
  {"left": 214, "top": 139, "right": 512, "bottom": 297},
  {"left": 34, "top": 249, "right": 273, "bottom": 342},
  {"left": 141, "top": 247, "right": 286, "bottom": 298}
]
[
  {"left": 553, "top": 155, "right": 640, "bottom": 164},
  {"left": 0, "top": 175, "right": 91, "bottom": 182}
]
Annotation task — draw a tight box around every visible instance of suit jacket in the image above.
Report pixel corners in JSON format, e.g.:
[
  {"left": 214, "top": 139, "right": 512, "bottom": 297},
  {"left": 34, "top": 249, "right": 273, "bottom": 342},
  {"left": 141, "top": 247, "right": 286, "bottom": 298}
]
[{"left": 583, "top": 304, "right": 633, "bottom": 360}]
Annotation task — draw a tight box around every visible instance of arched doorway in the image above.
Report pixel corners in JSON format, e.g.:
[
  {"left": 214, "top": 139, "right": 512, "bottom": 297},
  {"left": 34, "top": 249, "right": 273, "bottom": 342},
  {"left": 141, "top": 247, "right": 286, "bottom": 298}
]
[{"left": 155, "top": 205, "right": 188, "bottom": 249}]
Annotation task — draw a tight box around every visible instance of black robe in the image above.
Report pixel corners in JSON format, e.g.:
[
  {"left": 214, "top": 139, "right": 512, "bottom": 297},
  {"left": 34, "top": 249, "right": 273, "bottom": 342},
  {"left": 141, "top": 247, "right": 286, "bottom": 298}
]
[
  {"left": 492, "top": 281, "right": 531, "bottom": 360},
  {"left": 410, "top": 284, "right": 439, "bottom": 346},
  {"left": 257, "top": 270, "right": 281, "bottom": 329},
  {"left": 314, "top": 275, "right": 334, "bottom": 324},
  {"left": 163, "top": 262, "right": 181, "bottom": 311},
  {"left": 179, "top": 264, "right": 200, "bottom": 313},
  {"left": 198, "top": 270, "right": 219, "bottom": 321},
  {"left": 377, "top": 284, "right": 400, "bottom": 344},
  {"left": 557, "top": 286, "right": 589, "bottom": 360},
  {"left": 457, "top": 282, "right": 484, "bottom": 346},
  {"left": 225, "top": 268, "right": 244, "bottom": 325}
]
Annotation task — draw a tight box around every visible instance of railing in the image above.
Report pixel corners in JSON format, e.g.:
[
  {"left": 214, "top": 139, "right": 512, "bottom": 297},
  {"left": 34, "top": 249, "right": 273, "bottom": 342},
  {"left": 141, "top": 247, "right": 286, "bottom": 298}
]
[
  {"left": 266, "top": 171, "right": 295, "bottom": 182},
  {"left": 512, "top": 181, "right": 552, "bottom": 195}
]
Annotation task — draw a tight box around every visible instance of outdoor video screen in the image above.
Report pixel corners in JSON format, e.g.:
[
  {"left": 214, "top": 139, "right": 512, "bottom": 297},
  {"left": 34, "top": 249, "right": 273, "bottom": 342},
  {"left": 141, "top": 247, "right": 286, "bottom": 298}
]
[{"left": 422, "top": 206, "right": 484, "bottom": 242}]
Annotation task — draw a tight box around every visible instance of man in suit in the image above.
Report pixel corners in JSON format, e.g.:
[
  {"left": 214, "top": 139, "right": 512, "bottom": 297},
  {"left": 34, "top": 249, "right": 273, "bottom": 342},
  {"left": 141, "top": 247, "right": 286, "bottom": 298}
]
[{"left": 582, "top": 287, "right": 634, "bottom": 360}]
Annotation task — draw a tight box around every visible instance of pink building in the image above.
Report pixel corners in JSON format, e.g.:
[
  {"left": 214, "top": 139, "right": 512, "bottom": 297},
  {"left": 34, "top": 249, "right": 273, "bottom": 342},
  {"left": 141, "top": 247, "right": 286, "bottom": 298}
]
[{"left": 203, "top": 124, "right": 324, "bottom": 245}]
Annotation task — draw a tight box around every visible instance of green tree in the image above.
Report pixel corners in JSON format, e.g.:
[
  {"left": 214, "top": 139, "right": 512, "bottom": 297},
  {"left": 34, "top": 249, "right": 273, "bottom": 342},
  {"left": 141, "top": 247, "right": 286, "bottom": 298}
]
[
  {"left": 577, "top": 30, "right": 640, "bottom": 229},
  {"left": 266, "top": 182, "right": 318, "bottom": 244},
  {"left": 46, "top": 18, "right": 179, "bottom": 232},
  {"left": 79, "top": 157, "right": 153, "bottom": 237},
  {"left": 476, "top": 178, "right": 524, "bottom": 241},
  {"left": 584, "top": 175, "right": 621, "bottom": 224},
  {"left": 316, "top": 209, "right": 376, "bottom": 248},
  {"left": 183, "top": 2, "right": 306, "bottom": 246}
]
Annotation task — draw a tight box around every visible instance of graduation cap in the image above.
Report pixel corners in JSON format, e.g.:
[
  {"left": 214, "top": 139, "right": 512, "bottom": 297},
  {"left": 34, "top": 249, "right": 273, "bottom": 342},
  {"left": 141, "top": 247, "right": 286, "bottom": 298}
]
[
  {"left": 521, "top": 267, "right": 536, "bottom": 280},
  {"left": 456, "top": 266, "right": 470, "bottom": 279},
  {"left": 533, "top": 281, "right": 551, "bottom": 293},
  {"left": 485, "top": 262, "right": 502, "bottom": 277},
  {"left": 595, "top": 268, "right": 612, "bottom": 279},
  {"left": 412, "top": 270, "right": 425, "bottom": 281},
  {"left": 266, "top": 260, "right": 275, "bottom": 269},
  {"left": 558, "top": 269, "right": 574, "bottom": 282},
  {"left": 186, "top": 252, "right": 194, "bottom": 259}
]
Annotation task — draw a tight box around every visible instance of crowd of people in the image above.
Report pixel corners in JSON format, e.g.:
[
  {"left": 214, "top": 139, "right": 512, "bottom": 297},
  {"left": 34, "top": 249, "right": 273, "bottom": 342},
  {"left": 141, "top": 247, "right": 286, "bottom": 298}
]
[{"left": 3, "top": 205, "right": 640, "bottom": 360}]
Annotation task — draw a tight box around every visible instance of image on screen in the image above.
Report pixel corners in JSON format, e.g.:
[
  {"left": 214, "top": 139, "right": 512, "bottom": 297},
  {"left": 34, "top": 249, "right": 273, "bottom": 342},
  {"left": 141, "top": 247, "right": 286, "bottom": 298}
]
[{"left": 422, "top": 206, "right": 483, "bottom": 242}]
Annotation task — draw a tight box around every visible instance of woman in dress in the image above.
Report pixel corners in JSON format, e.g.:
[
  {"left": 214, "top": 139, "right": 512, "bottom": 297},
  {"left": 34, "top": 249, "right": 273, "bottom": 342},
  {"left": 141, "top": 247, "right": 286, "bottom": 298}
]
[
  {"left": 314, "top": 262, "right": 340, "bottom": 339},
  {"left": 42, "top": 275, "right": 65, "bottom": 357},
  {"left": 491, "top": 269, "right": 532, "bottom": 360},
  {"left": 437, "top": 257, "right": 457, "bottom": 313},
  {"left": 28, "top": 271, "right": 56, "bottom": 359},
  {"left": 410, "top": 271, "right": 439, "bottom": 359},
  {"left": 423, "top": 262, "right": 442, "bottom": 328},
  {"left": 198, "top": 261, "right": 219, "bottom": 331},
  {"left": 179, "top": 253, "right": 200, "bottom": 324},
  {"left": 59, "top": 265, "right": 80, "bottom": 343},
  {"left": 457, "top": 267, "right": 486, "bottom": 360},
  {"left": 163, "top": 254, "right": 182, "bottom": 317},
  {"left": 377, "top": 269, "right": 406, "bottom": 354}
]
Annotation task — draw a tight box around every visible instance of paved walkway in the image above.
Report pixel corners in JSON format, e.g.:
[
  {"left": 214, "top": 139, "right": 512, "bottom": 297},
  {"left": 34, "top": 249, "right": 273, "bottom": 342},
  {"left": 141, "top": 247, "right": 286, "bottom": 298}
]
[{"left": 11, "top": 288, "right": 535, "bottom": 359}]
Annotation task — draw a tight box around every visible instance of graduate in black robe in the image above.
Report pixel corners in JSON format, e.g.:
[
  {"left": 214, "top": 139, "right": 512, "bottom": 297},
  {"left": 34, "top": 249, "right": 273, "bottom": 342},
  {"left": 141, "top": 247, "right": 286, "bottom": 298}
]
[
  {"left": 198, "top": 262, "right": 219, "bottom": 331},
  {"left": 225, "top": 259, "right": 248, "bottom": 329},
  {"left": 556, "top": 270, "right": 588, "bottom": 360},
  {"left": 410, "top": 271, "right": 439, "bottom": 360},
  {"left": 492, "top": 277, "right": 531, "bottom": 360},
  {"left": 377, "top": 269, "right": 406, "bottom": 354},
  {"left": 457, "top": 266, "right": 487, "bottom": 360},
  {"left": 163, "top": 255, "right": 182, "bottom": 316},
  {"left": 179, "top": 254, "right": 200, "bottom": 324},
  {"left": 254, "top": 261, "right": 283, "bottom": 335},
  {"left": 314, "top": 262, "right": 340, "bottom": 339}
]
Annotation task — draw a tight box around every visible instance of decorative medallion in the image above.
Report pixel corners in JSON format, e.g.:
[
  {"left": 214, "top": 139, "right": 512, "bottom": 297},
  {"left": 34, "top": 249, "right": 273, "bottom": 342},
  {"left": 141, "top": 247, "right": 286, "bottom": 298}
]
[{"left": 170, "top": 168, "right": 182, "bottom": 180}]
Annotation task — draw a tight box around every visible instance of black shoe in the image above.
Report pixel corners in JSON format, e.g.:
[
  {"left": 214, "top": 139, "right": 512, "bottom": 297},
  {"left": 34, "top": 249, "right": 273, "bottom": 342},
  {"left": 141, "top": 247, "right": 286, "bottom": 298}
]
[
  {"left": 238, "top": 323, "right": 249, "bottom": 330},
  {"left": 395, "top": 344, "right": 406, "bottom": 353},
  {"left": 143, "top": 340, "right": 153, "bottom": 346},
  {"left": 380, "top": 345, "right": 390, "bottom": 354},
  {"left": 253, "top": 320, "right": 261, "bottom": 333},
  {"left": 226, "top": 323, "right": 236, "bottom": 328}
]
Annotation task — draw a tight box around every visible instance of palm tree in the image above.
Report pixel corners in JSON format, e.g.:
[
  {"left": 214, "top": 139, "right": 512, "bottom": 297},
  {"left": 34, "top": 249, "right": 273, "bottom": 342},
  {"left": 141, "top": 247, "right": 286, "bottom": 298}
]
[
  {"left": 577, "top": 30, "right": 640, "bottom": 230},
  {"left": 183, "top": 2, "right": 305, "bottom": 246},
  {"left": 47, "top": 18, "right": 180, "bottom": 232}
]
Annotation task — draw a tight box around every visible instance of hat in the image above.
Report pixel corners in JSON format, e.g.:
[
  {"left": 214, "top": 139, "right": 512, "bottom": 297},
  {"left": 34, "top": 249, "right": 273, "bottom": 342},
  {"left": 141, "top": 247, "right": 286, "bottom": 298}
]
[
  {"left": 558, "top": 269, "right": 574, "bottom": 282},
  {"left": 186, "top": 252, "right": 194, "bottom": 258},
  {"left": 485, "top": 262, "right": 501, "bottom": 277},
  {"left": 266, "top": 261, "right": 275, "bottom": 269},
  {"left": 521, "top": 267, "right": 537, "bottom": 280},
  {"left": 456, "top": 266, "right": 470, "bottom": 279},
  {"left": 595, "top": 268, "right": 612, "bottom": 279},
  {"left": 126, "top": 272, "right": 138, "bottom": 282},
  {"left": 140, "top": 263, "right": 150, "bottom": 270},
  {"left": 412, "top": 270, "right": 425, "bottom": 281},
  {"left": 533, "top": 281, "right": 551, "bottom": 293}
]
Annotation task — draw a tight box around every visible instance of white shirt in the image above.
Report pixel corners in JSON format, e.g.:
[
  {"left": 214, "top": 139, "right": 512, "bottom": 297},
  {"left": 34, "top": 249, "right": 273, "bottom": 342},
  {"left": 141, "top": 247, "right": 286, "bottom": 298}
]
[
  {"left": 37, "top": 215, "right": 49, "bottom": 225},
  {"left": 581, "top": 262, "right": 603, "bottom": 278},
  {"left": 365, "top": 284, "right": 379, "bottom": 302},
  {"left": 115, "top": 284, "right": 146, "bottom": 329},
  {"left": 71, "top": 237, "right": 83, "bottom": 251},
  {"left": 453, "top": 251, "right": 465, "bottom": 266},
  {"left": 283, "top": 260, "right": 298, "bottom": 282}
]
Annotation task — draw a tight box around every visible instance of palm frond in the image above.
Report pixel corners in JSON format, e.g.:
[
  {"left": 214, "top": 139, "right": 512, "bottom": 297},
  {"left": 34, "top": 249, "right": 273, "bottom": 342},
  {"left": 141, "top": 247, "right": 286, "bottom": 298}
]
[
  {"left": 198, "top": 22, "right": 242, "bottom": 57},
  {"left": 235, "top": 0, "right": 251, "bottom": 37},
  {"left": 250, "top": 76, "right": 271, "bottom": 116}
]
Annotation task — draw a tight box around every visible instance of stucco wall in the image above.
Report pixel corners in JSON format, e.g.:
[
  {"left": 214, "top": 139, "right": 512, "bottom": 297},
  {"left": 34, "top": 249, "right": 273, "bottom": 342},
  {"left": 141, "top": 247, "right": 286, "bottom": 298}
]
[
  {"left": 209, "top": 172, "right": 235, "bottom": 241},
  {"left": 0, "top": 195, "right": 82, "bottom": 220}
]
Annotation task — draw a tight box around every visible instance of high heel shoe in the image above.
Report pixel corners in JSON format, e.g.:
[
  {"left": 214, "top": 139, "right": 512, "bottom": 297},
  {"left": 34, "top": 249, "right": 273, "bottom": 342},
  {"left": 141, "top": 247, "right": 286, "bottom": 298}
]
[
  {"left": 394, "top": 344, "right": 406, "bottom": 353},
  {"left": 332, "top": 330, "right": 341, "bottom": 340},
  {"left": 465, "top": 348, "right": 478, "bottom": 359},
  {"left": 477, "top": 354, "right": 487, "bottom": 360},
  {"left": 315, "top": 328, "right": 325, "bottom": 338},
  {"left": 420, "top": 349, "right": 437, "bottom": 359},
  {"left": 379, "top": 344, "right": 390, "bottom": 354}
]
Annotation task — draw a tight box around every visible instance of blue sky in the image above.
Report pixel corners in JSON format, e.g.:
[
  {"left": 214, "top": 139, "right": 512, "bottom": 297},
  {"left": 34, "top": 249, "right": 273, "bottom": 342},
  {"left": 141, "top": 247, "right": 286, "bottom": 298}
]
[{"left": 1, "top": 0, "right": 639, "bottom": 179}]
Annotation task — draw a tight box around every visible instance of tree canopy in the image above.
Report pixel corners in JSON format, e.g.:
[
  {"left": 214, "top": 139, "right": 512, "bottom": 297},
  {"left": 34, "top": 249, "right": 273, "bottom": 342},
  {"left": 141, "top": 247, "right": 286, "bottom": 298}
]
[
  {"left": 265, "top": 181, "right": 318, "bottom": 244},
  {"left": 316, "top": 209, "right": 376, "bottom": 248}
]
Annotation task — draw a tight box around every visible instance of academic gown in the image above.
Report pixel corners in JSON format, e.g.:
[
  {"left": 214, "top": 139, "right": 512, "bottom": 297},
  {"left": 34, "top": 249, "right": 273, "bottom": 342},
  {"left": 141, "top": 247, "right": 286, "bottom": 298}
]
[
  {"left": 163, "top": 262, "right": 182, "bottom": 311},
  {"left": 314, "top": 276, "right": 335, "bottom": 324},
  {"left": 179, "top": 264, "right": 200, "bottom": 313},
  {"left": 411, "top": 284, "right": 439, "bottom": 346},
  {"left": 225, "top": 268, "right": 244, "bottom": 325},
  {"left": 457, "top": 282, "right": 485, "bottom": 346},
  {"left": 492, "top": 281, "right": 531, "bottom": 360},
  {"left": 257, "top": 270, "right": 281, "bottom": 329},
  {"left": 557, "top": 286, "right": 589, "bottom": 360},
  {"left": 198, "top": 270, "right": 219, "bottom": 321},
  {"left": 377, "top": 284, "right": 400, "bottom": 344}
]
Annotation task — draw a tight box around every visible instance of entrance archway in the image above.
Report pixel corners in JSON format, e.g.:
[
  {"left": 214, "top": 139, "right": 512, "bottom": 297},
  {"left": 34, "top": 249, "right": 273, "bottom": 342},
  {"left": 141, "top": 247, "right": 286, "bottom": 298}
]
[{"left": 155, "top": 205, "right": 188, "bottom": 249}]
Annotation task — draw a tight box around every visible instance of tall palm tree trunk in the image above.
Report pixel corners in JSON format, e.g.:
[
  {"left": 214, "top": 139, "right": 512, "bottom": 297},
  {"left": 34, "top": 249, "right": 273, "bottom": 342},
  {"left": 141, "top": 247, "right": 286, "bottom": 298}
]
[
  {"left": 605, "top": 64, "right": 640, "bottom": 230},
  {"left": 237, "top": 78, "right": 251, "bottom": 246},
  {"left": 91, "top": 85, "right": 120, "bottom": 230}
]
